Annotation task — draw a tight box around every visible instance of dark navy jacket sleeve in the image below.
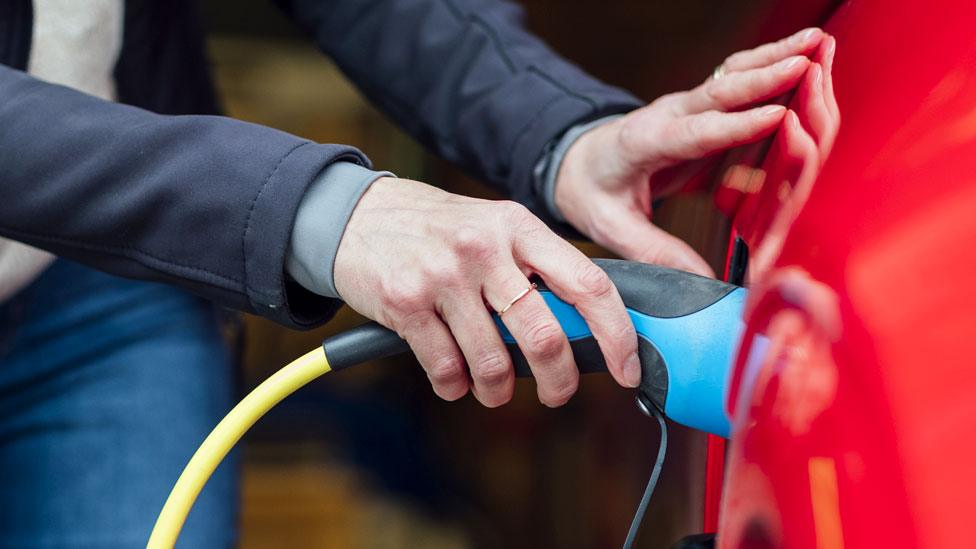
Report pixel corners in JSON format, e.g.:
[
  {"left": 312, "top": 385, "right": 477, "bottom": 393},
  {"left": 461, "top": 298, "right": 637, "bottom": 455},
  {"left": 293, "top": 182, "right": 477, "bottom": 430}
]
[
  {"left": 0, "top": 64, "right": 365, "bottom": 328},
  {"left": 274, "top": 0, "right": 643, "bottom": 216}
]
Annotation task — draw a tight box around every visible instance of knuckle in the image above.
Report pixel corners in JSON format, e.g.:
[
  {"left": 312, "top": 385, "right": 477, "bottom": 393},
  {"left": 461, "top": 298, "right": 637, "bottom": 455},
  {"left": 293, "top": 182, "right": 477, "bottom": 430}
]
[
  {"left": 575, "top": 262, "right": 613, "bottom": 300},
  {"left": 617, "top": 117, "right": 645, "bottom": 154},
  {"left": 473, "top": 350, "right": 511, "bottom": 387},
  {"left": 686, "top": 114, "right": 708, "bottom": 139},
  {"left": 428, "top": 354, "right": 464, "bottom": 385},
  {"left": 422, "top": 255, "right": 464, "bottom": 288},
  {"left": 703, "top": 80, "right": 724, "bottom": 104},
  {"left": 451, "top": 225, "right": 494, "bottom": 259},
  {"left": 682, "top": 115, "right": 714, "bottom": 155},
  {"left": 524, "top": 317, "right": 566, "bottom": 362},
  {"left": 499, "top": 200, "right": 534, "bottom": 227},
  {"left": 383, "top": 278, "right": 428, "bottom": 316},
  {"left": 393, "top": 288, "right": 426, "bottom": 312}
]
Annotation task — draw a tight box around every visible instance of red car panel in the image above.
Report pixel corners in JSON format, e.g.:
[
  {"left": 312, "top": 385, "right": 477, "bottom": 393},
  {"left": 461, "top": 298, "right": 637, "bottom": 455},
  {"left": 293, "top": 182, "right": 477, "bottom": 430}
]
[{"left": 717, "top": 1, "right": 976, "bottom": 546}]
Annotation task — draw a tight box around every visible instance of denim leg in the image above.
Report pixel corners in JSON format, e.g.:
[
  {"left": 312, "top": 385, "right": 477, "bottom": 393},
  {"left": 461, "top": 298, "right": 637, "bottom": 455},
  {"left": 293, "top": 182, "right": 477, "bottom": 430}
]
[{"left": 0, "top": 260, "right": 238, "bottom": 548}]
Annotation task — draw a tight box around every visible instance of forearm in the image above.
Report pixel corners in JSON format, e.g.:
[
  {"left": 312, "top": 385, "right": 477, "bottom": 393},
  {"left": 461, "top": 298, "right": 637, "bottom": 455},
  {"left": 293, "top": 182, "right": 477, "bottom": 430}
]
[
  {"left": 274, "top": 0, "right": 641, "bottom": 214},
  {"left": 0, "top": 65, "right": 367, "bottom": 328}
]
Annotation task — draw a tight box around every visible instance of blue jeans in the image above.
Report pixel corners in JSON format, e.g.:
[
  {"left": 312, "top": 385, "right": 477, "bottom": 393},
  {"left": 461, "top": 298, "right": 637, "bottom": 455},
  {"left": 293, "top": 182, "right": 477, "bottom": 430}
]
[{"left": 0, "top": 260, "right": 238, "bottom": 547}]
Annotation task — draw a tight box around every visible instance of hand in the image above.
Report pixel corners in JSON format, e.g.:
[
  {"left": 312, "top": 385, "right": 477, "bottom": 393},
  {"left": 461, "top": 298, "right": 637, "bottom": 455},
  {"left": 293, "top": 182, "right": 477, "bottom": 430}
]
[
  {"left": 333, "top": 177, "right": 640, "bottom": 407},
  {"left": 726, "top": 33, "right": 840, "bottom": 282},
  {"left": 555, "top": 27, "right": 825, "bottom": 277}
]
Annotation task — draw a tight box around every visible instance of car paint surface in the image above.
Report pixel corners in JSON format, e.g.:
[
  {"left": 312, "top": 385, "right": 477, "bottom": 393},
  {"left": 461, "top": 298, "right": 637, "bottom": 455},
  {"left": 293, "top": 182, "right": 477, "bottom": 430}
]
[{"left": 716, "top": 1, "right": 976, "bottom": 547}]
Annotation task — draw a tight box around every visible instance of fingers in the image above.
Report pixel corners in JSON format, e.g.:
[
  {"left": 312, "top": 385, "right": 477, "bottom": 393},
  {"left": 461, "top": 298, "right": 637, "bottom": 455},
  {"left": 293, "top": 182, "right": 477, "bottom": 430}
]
[
  {"left": 794, "top": 34, "right": 840, "bottom": 160},
  {"left": 779, "top": 109, "right": 821, "bottom": 201},
  {"left": 399, "top": 311, "right": 470, "bottom": 401},
  {"left": 483, "top": 265, "right": 580, "bottom": 407},
  {"left": 722, "top": 27, "right": 824, "bottom": 73},
  {"left": 656, "top": 105, "right": 786, "bottom": 163},
  {"left": 440, "top": 295, "right": 515, "bottom": 407},
  {"left": 680, "top": 55, "right": 810, "bottom": 114},
  {"left": 820, "top": 35, "right": 839, "bottom": 118},
  {"left": 736, "top": 109, "right": 817, "bottom": 238},
  {"left": 817, "top": 35, "right": 840, "bottom": 155},
  {"left": 795, "top": 64, "right": 836, "bottom": 159},
  {"left": 512, "top": 227, "right": 639, "bottom": 388}
]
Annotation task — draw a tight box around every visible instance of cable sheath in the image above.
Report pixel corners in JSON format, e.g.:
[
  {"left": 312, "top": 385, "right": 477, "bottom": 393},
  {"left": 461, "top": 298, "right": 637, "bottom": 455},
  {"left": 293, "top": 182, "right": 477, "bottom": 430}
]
[
  {"left": 622, "top": 405, "right": 668, "bottom": 549},
  {"left": 147, "top": 347, "right": 331, "bottom": 548}
]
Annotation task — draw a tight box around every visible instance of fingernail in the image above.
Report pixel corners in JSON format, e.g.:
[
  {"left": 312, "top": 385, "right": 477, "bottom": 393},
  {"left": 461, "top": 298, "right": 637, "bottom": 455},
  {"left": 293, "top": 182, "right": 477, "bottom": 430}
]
[
  {"left": 781, "top": 56, "right": 805, "bottom": 71},
  {"left": 787, "top": 109, "right": 800, "bottom": 128},
  {"left": 758, "top": 105, "right": 786, "bottom": 117},
  {"left": 794, "top": 28, "right": 819, "bottom": 43},
  {"left": 624, "top": 352, "right": 641, "bottom": 387}
]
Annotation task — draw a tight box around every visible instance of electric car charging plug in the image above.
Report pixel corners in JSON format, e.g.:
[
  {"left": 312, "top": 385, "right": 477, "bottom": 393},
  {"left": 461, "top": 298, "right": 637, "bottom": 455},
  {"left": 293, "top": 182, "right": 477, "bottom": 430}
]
[
  {"left": 150, "top": 259, "right": 746, "bottom": 548},
  {"left": 324, "top": 259, "right": 746, "bottom": 437}
]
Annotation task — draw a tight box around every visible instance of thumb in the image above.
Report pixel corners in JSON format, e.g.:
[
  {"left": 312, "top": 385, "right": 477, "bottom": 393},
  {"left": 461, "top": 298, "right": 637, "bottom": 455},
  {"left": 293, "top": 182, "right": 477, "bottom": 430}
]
[{"left": 595, "top": 208, "right": 716, "bottom": 278}]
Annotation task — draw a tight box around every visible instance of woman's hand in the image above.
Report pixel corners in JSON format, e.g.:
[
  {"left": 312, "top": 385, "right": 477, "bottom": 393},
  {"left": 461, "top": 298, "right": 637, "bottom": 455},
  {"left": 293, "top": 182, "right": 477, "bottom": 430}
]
[
  {"left": 334, "top": 177, "right": 640, "bottom": 407},
  {"left": 555, "top": 28, "right": 825, "bottom": 276}
]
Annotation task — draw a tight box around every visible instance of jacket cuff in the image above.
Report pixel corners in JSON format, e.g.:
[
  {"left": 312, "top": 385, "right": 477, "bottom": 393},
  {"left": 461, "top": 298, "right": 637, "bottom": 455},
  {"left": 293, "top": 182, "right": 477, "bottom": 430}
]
[
  {"left": 286, "top": 162, "right": 392, "bottom": 299},
  {"left": 243, "top": 141, "right": 370, "bottom": 328},
  {"left": 506, "top": 75, "right": 641, "bottom": 225},
  {"left": 534, "top": 114, "right": 626, "bottom": 223}
]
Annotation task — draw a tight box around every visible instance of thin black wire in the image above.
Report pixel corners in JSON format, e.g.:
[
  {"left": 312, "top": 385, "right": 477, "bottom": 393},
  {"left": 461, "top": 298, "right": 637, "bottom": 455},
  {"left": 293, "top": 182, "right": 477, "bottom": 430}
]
[{"left": 622, "top": 404, "right": 668, "bottom": 549}]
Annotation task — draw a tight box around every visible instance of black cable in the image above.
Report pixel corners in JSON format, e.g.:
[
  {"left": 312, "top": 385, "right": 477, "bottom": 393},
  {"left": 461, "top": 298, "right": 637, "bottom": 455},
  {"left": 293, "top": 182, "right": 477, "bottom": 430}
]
[{"left": 622, "top": 402, "right": 668, "bottom": 549}]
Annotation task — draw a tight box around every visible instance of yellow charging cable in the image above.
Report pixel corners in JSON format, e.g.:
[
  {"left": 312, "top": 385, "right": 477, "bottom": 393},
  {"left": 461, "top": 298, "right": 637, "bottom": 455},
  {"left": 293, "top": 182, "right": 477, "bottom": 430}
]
[
  {"left": 147, "top": 347, "right": 331, "bottom": 548},
  {"left": 147, "top": 318, "right": 667, "bottom": 548}
]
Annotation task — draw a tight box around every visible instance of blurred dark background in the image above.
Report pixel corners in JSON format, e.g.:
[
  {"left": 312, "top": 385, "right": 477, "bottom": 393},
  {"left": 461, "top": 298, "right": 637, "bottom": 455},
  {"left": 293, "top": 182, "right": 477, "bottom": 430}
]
[{"left": 199, "top": 1, "right": 830, "bottom": 547}]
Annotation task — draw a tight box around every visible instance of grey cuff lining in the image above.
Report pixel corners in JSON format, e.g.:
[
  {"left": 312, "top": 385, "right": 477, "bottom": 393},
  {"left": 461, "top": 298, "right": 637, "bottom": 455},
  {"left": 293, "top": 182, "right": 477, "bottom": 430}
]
[
  {"left": 533, "top": 114, "right": 626, "bottom": 223},
  {"left": 286, "top": 162, "right": 392, "bottom": 299}
]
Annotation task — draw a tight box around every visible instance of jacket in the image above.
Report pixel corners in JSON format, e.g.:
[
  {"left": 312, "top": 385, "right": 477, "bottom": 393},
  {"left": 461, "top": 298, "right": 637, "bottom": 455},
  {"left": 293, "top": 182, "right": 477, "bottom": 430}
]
[{"left": 0, "top": 0, "right": 641, "bottom": 328}]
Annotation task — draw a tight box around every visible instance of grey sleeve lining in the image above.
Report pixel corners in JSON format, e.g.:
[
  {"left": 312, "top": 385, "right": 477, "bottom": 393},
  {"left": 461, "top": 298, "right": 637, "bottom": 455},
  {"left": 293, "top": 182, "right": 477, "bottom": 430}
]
[
  {"left": 286, "top": 162, "right": 392, "bottom": 298},
  {"left": 288, "top": 115, "right": 623, "bottom": 299},
  {"left": 533, "top": 114, "right": 626, "bottom": 223}
]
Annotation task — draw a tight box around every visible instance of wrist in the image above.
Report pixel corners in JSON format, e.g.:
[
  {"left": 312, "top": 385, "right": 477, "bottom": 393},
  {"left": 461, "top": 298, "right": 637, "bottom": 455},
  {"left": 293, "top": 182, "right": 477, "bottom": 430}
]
[
  {"left": 554, "top": 117, "right": 627, "bottom": 229},
  {"left": 332, "top": 175, "right": 397, "bottom": 299},
  {"left": 286, "top": 164, "right": 392, "bottom": 300},
  {"left": 535, "top": 115, "right": 628, "bottom": 224}
]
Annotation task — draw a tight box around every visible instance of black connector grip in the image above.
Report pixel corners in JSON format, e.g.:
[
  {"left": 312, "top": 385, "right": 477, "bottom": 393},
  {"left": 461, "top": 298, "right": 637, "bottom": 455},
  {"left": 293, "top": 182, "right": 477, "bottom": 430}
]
[
  {"left": 322, "top": 259, "right": 737, "bottom": 410},
  {"left": 591, "top": 259, "right": 734, "bottom": 318},
  {"left": 321, "top": 321, "right": 616, "bottom": 378},
  {"left": 322, "top": 322, "right": 408, "bottom": 371}
]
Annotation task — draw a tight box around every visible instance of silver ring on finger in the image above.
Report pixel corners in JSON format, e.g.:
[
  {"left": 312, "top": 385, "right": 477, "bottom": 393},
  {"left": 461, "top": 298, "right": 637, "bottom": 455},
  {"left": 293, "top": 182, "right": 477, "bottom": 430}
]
[
  {"left": 712, "top": 64, "right": 725, "bottom": 80},
  {"left": 497, "top": 282, "right": 537, "bottom": 316}
]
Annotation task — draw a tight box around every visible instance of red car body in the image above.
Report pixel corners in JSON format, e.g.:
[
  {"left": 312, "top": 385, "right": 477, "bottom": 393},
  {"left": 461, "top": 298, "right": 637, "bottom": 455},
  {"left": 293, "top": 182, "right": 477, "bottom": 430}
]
[{"left": 710, "top": 0, "right": 976, "bottom": 546}]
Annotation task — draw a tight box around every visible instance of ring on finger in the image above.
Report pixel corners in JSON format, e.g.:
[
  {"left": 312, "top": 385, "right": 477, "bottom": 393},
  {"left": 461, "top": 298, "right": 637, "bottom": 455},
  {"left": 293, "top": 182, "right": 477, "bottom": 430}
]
[
  {"left": 712, "top": 64, "right": 726, "bottom": 80},
  {"left": 497, "top": 282, "right": 537, "bottom": 316}
]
